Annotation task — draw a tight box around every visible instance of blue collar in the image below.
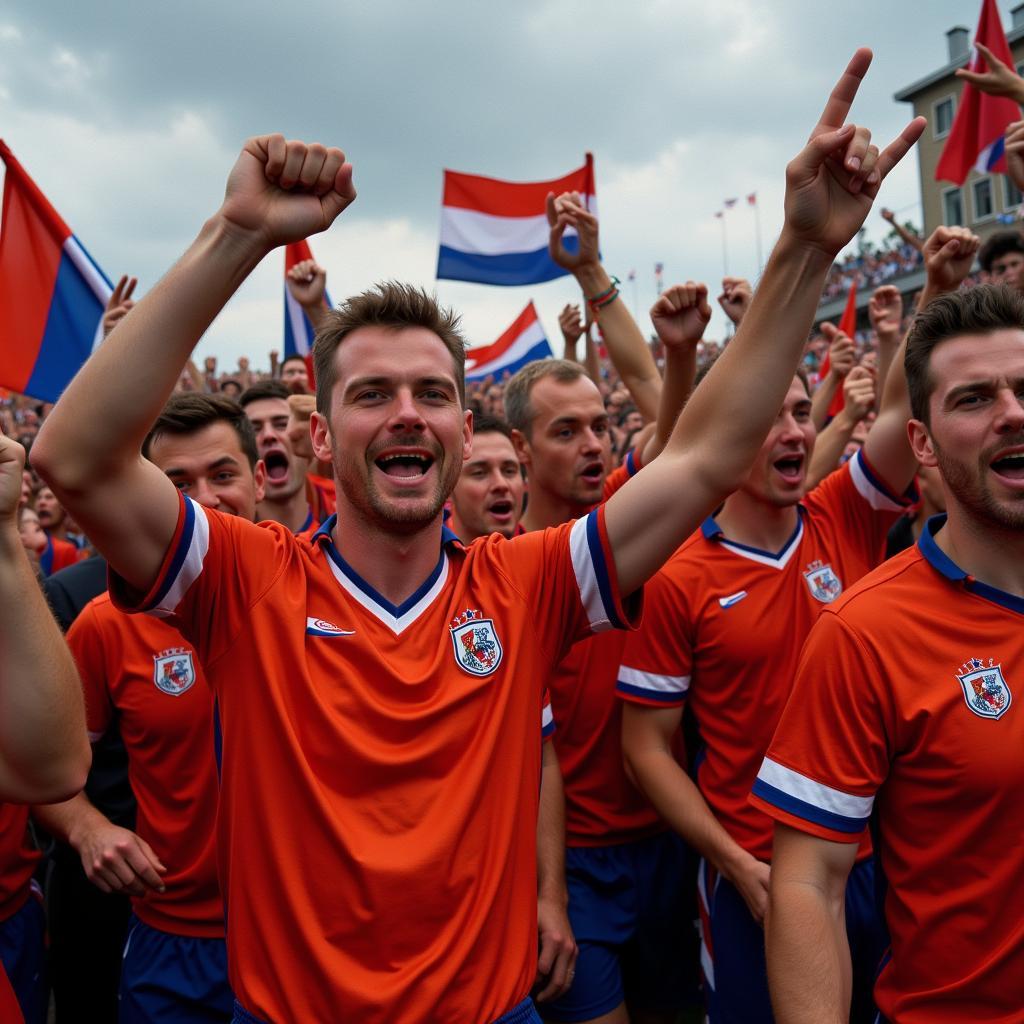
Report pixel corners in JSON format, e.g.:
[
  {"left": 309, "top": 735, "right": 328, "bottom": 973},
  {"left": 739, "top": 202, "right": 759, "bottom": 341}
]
[
  {"left": 701, "top": 507, "right": 805, "bottom": 561},
  {"left": 312, "top": 515, "right": 463, "bottom": 618},
  {"left": 918, "top": 514, "right": 1024, "bottom": 614}
]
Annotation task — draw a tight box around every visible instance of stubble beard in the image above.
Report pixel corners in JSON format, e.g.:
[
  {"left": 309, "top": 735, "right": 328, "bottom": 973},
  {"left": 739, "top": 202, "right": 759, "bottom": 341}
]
[{"left": 933, "top": 438, "right": 1024, "bottom": 533}]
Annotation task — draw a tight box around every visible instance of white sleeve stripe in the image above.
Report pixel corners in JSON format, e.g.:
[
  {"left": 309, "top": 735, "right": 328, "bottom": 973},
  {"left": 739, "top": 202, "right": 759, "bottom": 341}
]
[
  {"left": 569, "top": 513, "right": 614, "bottom": 632},
  {"left": 541, "top": 704, "right": 554, "bottom": 730},
  {"left": 149, "top": 499, "right": 210, "bottom": 618},
  {"left": 618, "top": 665, "right": 690, "bottom": 694},
  {"left": 757, "top": 757, "right": 875, "bottom": 819},
  {"left": 849, "top": 450, "right": 903, "bottom": 512}
]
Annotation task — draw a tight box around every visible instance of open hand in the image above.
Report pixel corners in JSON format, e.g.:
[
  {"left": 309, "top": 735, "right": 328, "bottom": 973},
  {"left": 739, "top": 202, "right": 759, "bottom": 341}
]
[
  {"left": 782, "top": 49, "right": 925, "bottom": 258},
  {"left": 102, "top": 275, "right": 138, "bottom": 338}
]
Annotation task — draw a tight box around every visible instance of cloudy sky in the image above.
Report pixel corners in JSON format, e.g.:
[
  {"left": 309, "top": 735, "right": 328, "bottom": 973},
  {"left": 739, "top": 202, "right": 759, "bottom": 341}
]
[{"left": 0, "top": 0, "right": 987, "bottom": 369}]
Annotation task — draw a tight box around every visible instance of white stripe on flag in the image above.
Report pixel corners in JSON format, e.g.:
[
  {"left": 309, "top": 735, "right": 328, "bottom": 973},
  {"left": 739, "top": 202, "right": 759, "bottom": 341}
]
[
  {"left": 63, "top": 236, "right": 113, "bottom": 304},
  {"left": 465, "top": 319, "right": 548, "bottom": 377},
  {"left": 286, "top": 291, "right": 311, "bottom": 357}
]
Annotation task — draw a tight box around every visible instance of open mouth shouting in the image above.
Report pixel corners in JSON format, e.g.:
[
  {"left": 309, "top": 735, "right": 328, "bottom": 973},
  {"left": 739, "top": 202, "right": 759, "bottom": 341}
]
[
  {"left": 374, "top": 448, "right": 436, "bottom": 484},
  {"left": 263, "top": 449, "right": 291, "bottom": 486},
  {"left": 579, "top": 460, "right": 605, "bottom": 487},
  {"left": 989, "top": 446, "right": 1024, "bottom": 488},
  {"left": 773, "top": 453, "right": 805, "bottom": 485},
  {"left": 486, "top": 498, "right": 515, "bottom": 523}
]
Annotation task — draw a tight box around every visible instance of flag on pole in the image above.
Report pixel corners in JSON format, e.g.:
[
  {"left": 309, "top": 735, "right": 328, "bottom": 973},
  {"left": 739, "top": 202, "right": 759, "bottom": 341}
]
[
  {"left": 724, "top": 198, "right": 738, "bottom": 209},
  {"left": 0, "top": 140, "right": 113, "bottom": 402},
  {"left": 283, "top": 239, "right": 333, "bottom": 365},
  {"left": 747, "top": 192, "right": 758, "bottom": 205},
  {"left": 437, "top": 156, "right": 596, "bottom": 286},
  {"left": 714, "top": 211, "right": 723, "bottom": 219},
  {"left": 654, "top": 262, "right": 664, "bottom": 293},
  {"left": 818, "top": 281, "right": 858, "bottom": 418},
  {"left": 464, "top": 302, "right": 552, "bottom": 381},
  {"left": 936, "top": 0, "right": 1020, "bottom": 185}
]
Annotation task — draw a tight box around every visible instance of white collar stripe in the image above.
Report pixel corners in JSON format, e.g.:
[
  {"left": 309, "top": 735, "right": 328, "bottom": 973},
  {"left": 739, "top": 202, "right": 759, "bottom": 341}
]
[
  {"left": 325, "top": 552, "right": 450, "bottom": 635},
  {"left": 718, "top": 518, "right": 804, "bottom": 569}
]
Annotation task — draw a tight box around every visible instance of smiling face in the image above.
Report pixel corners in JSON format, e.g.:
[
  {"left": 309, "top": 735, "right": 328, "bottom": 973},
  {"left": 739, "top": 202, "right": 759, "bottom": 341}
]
[
  {"left": 244, "top": 396, "right": 307, "bottom": 502},
  {"left": 909, "top": 329, "right": 1024, "bottom": 532},
  {"left": 147, "top": 421, "right": 265, "bottom": 521},
  {"left": 736, "top": 376, "right": 816, "bottom": 508},
  {"left": 312, "top": 325, "right": 471, "bottom": 534},
  {"left": 451, "top": 430, "right": 525, "bottom": 542},
  {"left": 514, "top": 375, "right": 610, "bottom": 511}
]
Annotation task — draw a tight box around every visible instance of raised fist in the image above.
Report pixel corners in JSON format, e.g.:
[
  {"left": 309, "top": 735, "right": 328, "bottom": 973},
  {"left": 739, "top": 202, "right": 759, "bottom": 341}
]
[
  {"left": 718, "top": 277, "right": 752, "bottom": 327},
  {"left": 219, "top": 135, "right": 356, "bottom": 251},
  {"left": 558, "top": 304, "right": 585, "bottom": 345},
  {"left": 841, "top": 365, "right": 876, "bottom": 423},
  {"left": 651, "top": 282, "right": 712, "bottom": 349},
  {"left": 287, "top": 259, "right": 328, "bottom": 309},
  {"left": 923, "top": 226, "right": 980, "bottom": 295},
  {"left": 820, "top": 322, "right": 856, "bottom": 379},
  {"left": 867, "top": 285, "right": 903, "bottom": 339}
]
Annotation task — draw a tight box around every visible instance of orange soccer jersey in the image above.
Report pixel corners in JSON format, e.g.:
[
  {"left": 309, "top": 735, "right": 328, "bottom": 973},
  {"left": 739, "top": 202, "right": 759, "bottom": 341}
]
[
  {"left": 111, "top": 493, "right": 636, "bottom": 1024},
  {"left": 752, "top": 517, "right": 1024, "bottom": 1022},
  {"left": 67, "top": 595, "right": 222, "bottom": 937},
  {"left": 616, "top": 451, "right": 908, "bottom": 861},
  {"left": 548, "top": 446, "right": 661, "bottom": 845}
]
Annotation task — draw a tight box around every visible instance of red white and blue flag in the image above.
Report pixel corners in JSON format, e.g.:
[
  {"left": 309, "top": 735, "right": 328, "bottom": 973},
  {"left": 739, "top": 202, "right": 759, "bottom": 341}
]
[
  {"left": 936, "top": 0, "right": 1019, "bottom": 185},
  {"left": 437, "top": 156, "right": 596, "bottom": 286},
  {"left": 283, "top": 239, "right": 332, "bottom": 361},
  {"left": 0, "top": 141, "right": 112, "bottom": 402},
  {"left": 465, "top": 302, "right": 552, "bottom": 381}
]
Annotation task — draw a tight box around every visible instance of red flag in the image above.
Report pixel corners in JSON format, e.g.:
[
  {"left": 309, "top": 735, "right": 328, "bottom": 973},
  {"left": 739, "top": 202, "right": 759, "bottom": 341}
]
[
  {"left": 818, "top": 281, "right": 857, "bottom": 418},
  {"left": 747, "top": 192, "right": 758, "bottom": 205},
  {"left": 936, "top": 0, "right": 1019, "bottom": 185}
]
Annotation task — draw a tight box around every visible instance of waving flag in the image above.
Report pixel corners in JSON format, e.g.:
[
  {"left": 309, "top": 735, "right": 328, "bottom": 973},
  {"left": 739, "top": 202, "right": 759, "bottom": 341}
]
[
  {"left": 936, "top": 0, "right": 1019, "bottom": 185},
  {"left": 465, "top": 302, "right": 552, "bottom": 381},
  {"left": 284, "top": 239, "right": 333, "bottom": 362},
  {"left": 818, "top": 280, "right": 858, "bottom": 418},
  {"left": 0, "top": 141, "right": 112, "bottom": 402},
  {"left": 437, "top": 156, "right": 596, "bottom": 286}
]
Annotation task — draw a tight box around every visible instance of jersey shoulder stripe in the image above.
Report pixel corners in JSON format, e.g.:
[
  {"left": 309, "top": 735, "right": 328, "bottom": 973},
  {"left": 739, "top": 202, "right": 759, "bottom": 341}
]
[
  {"left": 144, "top": 496, "right": 210, "bottom": 618},
  {"left": 569, "top": 510, "right": 624, "bottom": 632},
  {"left": 848, "top": 448, "right": 907, "bottom": 512},
  {"left": 616, "top": 665, "right": 690, "bottom": 704},
  {"left": 752, "top": 757, "right": 873, "bottom": 834}
]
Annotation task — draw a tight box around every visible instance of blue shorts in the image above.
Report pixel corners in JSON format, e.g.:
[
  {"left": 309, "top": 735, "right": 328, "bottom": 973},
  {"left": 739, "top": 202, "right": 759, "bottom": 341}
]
[
  {"left": 119, "top": 915, "right": 232, "bottom": 1023},
  {"left": 233, "top": 994, "right": 542, "bottom": 1023},
  {"left": 0, "top": 889, "right": 47, "bottom": 1024},
  {"left": 542, "top": 831, "right": 699, "bottom": 1022},
  {"left": 698, "top": 855, "right": 887, "bottom": 1024}
]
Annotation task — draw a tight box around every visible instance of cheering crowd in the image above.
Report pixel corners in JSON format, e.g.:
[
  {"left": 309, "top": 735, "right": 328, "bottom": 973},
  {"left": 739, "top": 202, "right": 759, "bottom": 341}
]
[{"left": 1, "top": 45, "right": 1023, "bottom": 1024}]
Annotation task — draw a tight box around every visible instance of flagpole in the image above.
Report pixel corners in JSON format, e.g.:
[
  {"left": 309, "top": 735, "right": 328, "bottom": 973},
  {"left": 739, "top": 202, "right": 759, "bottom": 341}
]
[
  {"left": 752, "top": 200, "right": 763, "bottom": 276},
  {"left": 631, "top": 275, "right": 639, "bottom": 323},
  {"left": 719, "top": 215, "right": 729, "bottom": 277}
]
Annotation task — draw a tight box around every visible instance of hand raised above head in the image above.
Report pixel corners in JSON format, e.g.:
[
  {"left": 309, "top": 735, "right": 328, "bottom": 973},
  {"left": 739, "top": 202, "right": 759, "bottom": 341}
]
[
  {"left": 782, "top": 49, "right": 925, "bottom": 258},
  {"left": 922, "top": 226, "right": 981, "bottom": 295},
  {"left": 651, "top": 282, "right": 711, "bottom": 349},
  {"left": 219, "top": 135, "right": 356, "bottom": 252},
  {"left": 546, "top": 191, "right": 599, "bottom": 272}
]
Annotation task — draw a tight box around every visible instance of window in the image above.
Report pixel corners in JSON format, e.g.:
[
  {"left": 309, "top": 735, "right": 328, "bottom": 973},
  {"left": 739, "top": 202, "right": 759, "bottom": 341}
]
[
  {"left": 943, "top": 186, "right": 964, "bottom": 226},
  {"left": 934, "top": 96, "right": 955, "bottom": 138},
  {"left": 972, "top": 177, "right": 994, "bottom": 222},
  {"left": 1005, "top": 175, "right": 1023, "bottom": 210}
]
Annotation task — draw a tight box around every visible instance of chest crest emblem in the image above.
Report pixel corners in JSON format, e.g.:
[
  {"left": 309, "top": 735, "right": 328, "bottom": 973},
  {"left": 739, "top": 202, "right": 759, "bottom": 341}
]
[
  {"left": 803, "top": 560, "right": 843, "bottom": 603},
  {"left": 450, "top": 608, "right": 503, "bottom": 677},
  {"left": 957, "top": 658, "right": 1012, "bottom": 720},
  {"left": 153, "top": 647, "right": 197, "bottom": 696}
]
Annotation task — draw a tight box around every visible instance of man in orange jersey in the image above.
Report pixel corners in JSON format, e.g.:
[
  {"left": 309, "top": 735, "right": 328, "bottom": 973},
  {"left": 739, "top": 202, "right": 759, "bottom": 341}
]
[
  {"left": 33, "top": 52, "right": 923, "bottom": 1024},
  {"left": 35, "top": 394, "right": 265, "bottom": 1023},
  {"left": 754, "top": 284, "right": 1024, "bottom": 1023}
]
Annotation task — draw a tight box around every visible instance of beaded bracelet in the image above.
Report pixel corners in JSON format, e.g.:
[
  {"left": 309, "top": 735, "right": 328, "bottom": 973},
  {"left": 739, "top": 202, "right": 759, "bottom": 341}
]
[{"left": 588, "top": 276, "right": 620, "bottom": 312}]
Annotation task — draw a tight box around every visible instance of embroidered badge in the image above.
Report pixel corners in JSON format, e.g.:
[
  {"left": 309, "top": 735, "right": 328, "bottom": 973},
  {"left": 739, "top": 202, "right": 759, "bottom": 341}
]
[
  {"left": 803, "top": 560, "right": 843, "bottom": 603},
  {"left": 153, "top": 648, "right": 197, "bottom": 696},
  {"left": 450, "top": 608, "right": 503, "bottom": 677},
  {"left": 957, "top": 658, "right": 1012, "bottom": 720}
]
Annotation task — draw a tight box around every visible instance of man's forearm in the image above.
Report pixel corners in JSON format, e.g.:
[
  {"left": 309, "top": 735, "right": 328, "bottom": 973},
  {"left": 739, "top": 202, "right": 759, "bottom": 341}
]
[
  {"left": 874, "top": 333, "right": 900, "bottom": 408},
  {"left": 537, "top": 745, "right": 568, "bottom": 905},
  {"left": 574, "top": 265, "right": 661, "bottom": 423},
  {"left": 806, "top": 411, "right": 857, "bottom": 490},
  {"left": 33, "top": 790, "right": 105, "bottom": 849},
  {"left": 0, "top": 526, "right": 90, "bottom": 803},
  {"left": 35, "top": 216, "right": 267, "bottom": 486},
  {"left": 811, "top": 372, "right": 841, "bottom": 430},
  {"left": 766, "top": 879, "right": 850, "bottom": 1024},
  {"left": 645, "top": 344, "right": 697, "bottom": 464}
]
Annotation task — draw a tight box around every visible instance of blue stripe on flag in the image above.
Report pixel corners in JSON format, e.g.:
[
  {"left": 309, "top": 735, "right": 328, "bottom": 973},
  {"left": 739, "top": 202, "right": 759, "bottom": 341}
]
[
  {"left": 465, "top": 339, "right": 553, "bottom": 381},
  {"left": 985, "top": 134, "right": 1006, "bottom": 171},
  {"left": 26, "top": 250, "right": 105, "bottom": 402},
  {"left": 437, "top": 238, "right": 579, "bottom": 286}
]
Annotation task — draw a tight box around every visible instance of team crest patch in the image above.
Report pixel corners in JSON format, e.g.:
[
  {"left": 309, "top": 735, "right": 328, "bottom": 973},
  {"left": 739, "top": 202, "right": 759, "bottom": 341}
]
[
  {"left": 153, "top": 648, "right": 196, "bottom": 696},
  {"left": 957, "top": 658, "right": 1012, "bottom": 720},
  {"left": 450, "top": 608, "right": 503, "bottom": 677},
  {"left": 803, "top": 560, "right": 843, "bottom": 603}
]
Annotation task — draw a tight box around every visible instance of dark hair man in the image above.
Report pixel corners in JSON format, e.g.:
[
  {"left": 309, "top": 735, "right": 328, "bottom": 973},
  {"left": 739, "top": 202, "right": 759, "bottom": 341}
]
[
  {"left": 32, "top": 54, "right": 923, "bottom": 1024},
  {"left": 35, "top": 393, "right": 265, "bottom": 1023},
  {"left": 979, "top": 229, "right": 1024, "bottom": 293},
  {"left": 756, "top": 283, "right": 1024, "bottom": 1022}
]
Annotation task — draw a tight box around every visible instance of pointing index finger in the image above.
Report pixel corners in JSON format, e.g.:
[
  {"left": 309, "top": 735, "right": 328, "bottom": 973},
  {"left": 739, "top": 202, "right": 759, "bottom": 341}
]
[{"left": 810, "top": 48, "right": 873, "bottom": 140}]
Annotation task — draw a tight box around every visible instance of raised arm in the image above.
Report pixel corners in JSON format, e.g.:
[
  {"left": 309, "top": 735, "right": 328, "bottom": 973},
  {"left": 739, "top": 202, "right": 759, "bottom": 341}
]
[
  {"left": 547, "top": 196, "right": 662, "bottom": 423},
  {"left": 862, "top": 225, "right": 980, "bottom": 494},
  {"left": 0, "top": 428, "right": 90, "bottom": 803},
  {"left": 286, "top": 258, "right": 331, "bottom": 332},
  {"left": 602, "top": 49, "right": 925, "bottom": 594},
  {"left": 806, "top": 366, "right": 875, "bottom": 489},
  {"left": 32, "top": 136, "right": 355, "bottom": 593},
  {"left": 641, "top": 282, "right": 709, "bottom": 465},
  {"left": 880, "top": 208, "right": 923, "bottom": 253},
  {"left": 810, "top": 324, "right": 855, "bottom": 431},
  {"left": 866, "top": 283, "right": 903, "bottom": 405}
]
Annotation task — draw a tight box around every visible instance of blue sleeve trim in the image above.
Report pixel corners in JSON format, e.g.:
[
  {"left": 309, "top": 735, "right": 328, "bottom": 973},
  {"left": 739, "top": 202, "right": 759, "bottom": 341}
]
[
  {"left": 751, "top": 778, "right": 868, "bottom": 835},
  {"left": 146, "top": 495, "right": 195, "bottom": 612},
  {"left": 586, "top": 509, "right": 624, "bottom": 630},
  {"left": 616, "top": 681, "right": 684, "bottom": 704}
]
